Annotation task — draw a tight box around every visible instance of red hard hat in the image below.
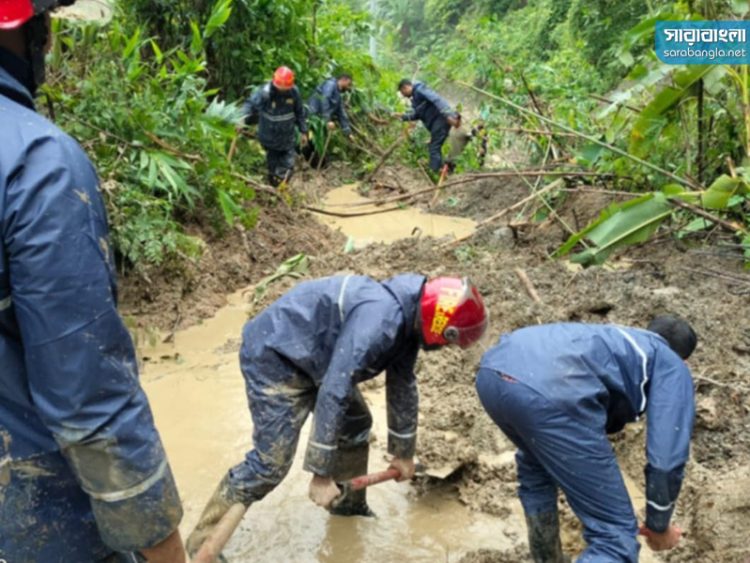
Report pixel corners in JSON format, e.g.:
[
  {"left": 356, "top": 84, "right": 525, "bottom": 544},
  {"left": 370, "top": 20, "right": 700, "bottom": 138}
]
[
  {"left": 0, "top": 0, "right": 76, "bottom": 29},
  {"left": 272, "top": 66, "right": 295, "bottom": 90},
  {"left": 0, "top": 0, "right": 34, "bottom": 29},
  {"left": 420, "top": 277, "right": 488, "bottom": 348}
]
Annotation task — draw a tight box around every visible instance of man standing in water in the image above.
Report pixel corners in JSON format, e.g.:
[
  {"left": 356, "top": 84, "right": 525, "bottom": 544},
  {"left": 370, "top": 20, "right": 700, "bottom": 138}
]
[
  {"left": 475, "top": 316, "right": 696, "bottom": 562},
  {"left": 187, "top": 275, "right": 488, "bottom": 556},
  {"left": 0, "top": 1, "right": 185, "bottom": 560}
]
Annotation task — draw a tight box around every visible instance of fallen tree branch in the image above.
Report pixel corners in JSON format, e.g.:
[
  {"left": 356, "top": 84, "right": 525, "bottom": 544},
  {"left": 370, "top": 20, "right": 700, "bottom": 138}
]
[
  {"left": 694, "top": 374, "right": 750, "bottom": 393},
  {"left": 230, "top": 172, "right": 291, "bottom": 211},
  {"left": 667, "top": 197, "right": 747, "bottom": 235},
  {"left": 458, "top": 81, "right": 702, "bottom": 190},
  {"left": 303, "top": 204, "right": 404, "bottom": 218},
  {"left": 514, "top": 268, "right": 542, "bottom": 304},
  {"left": 444, "top": 179, "right": 564, "bottom": 248},
  {"left": 363, "top": 135, "right": 407, "bottom": 184}
]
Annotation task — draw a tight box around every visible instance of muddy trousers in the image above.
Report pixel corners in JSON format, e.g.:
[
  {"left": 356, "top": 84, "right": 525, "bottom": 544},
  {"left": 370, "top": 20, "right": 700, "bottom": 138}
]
[
  {"left": 427, "top": 120, "right": 451, "bottom": 172},
  {"left": 475, "top": 369, "right": 640, "bottom": 563},
  {"left": 227, "top": 378, "right": 373, "bottom": 507},
  {"left": 264, "top": 146, "right": 296, "bottom": 186}
]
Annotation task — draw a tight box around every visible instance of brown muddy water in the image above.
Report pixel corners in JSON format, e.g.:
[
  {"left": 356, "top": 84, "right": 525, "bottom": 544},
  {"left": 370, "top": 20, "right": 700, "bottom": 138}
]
[
  {"left": 314, "top": 185, "right": 476, "bottom": 248},
  {"left": 140, "top": 288, "right": 525, "bottom": 562},
  {"left": 140, "top": 200, "right": 521, "bottom": 562}
]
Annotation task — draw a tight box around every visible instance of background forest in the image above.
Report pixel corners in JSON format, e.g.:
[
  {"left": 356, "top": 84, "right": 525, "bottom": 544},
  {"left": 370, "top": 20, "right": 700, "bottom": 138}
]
[{"left": 47, "top": 0, "right": 750, "bottom": 272}]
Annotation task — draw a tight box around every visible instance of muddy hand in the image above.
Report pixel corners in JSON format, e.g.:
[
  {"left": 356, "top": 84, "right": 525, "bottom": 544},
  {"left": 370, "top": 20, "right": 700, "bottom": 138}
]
[
  {"left": 309, "top": 474, "right": 342, "bottom": 509},
  {"left": 639, "top": 523, "right": 682, "bottom": 551},
  {"left": 388, "top": 457, "right": 415, "bottom": 482}
]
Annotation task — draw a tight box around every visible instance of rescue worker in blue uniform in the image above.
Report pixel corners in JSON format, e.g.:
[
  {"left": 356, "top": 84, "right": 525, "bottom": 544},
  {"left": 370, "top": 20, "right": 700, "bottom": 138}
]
[
  {"left": 475, "top": 316, "right": 697, "bottom": 562},
  {"left": 186, "top": 275, "right": 489, "bottom": 556},
  {"left": 0, "top": 1, "right": 185, "bottom": 561},
  {"left": 241, "top": 66, "right": 308, "bottom": 187},
  {"left": 303, "top": 73, "right": 353, "bottom": 166},
  {"left": 308, "top": 74, "right": 353, "bottom": 137},
  {"left": 397, "top": 79, "right": 461, "bottom": 173}
]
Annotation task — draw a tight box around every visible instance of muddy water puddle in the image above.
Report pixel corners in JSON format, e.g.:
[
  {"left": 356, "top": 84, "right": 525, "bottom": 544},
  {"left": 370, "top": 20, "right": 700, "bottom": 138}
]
[
  {"left": 314, "top": 184, "right": 475, "bottom": 248},
  {"left": 140, "top": 288, "right": 524, "bottom": 562}
]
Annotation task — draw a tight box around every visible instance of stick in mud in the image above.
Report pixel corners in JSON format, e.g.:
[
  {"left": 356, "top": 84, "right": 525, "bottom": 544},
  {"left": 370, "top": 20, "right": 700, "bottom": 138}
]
[
  {"left": 444, "top": 179, "right": 564, "bottom": 248},
  {"left": 514, "top": 268, "right": 542, "bottom": 304}
]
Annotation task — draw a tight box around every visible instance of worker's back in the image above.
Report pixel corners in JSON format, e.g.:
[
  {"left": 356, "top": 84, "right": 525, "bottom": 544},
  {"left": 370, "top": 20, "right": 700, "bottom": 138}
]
[
  {"left": 480, "top": 323, "right": 689, "bottom": 433},
  {"left": 241, "top": 274, "right": 424, "bottom": 384}
]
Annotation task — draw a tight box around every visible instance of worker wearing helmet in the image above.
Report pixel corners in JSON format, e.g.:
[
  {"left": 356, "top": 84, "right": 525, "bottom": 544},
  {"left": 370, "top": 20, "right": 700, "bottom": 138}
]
[
  {"left": 187, "top": 274, "right": 488, "bottom": 556},
  {"left": 475, "top": 316, "right": 697, "bottom": 562},
  {"left": 240, "top": 66, "right": 309, "bottom": 187},
  {"left": 0, "top": 1, "right": 185, "bottom": 561}
]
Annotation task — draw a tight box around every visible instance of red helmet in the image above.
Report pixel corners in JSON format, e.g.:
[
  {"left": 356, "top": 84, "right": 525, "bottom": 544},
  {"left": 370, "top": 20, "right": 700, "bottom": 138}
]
[
  {"left": 272, "top": 66, "right": 295, "bottom": 90},
  {"left": 0, "top": 0, "right": 74, "bottom": 29},
  {"left": 0, "top": 0, "right": 35, "bottom": 28},
  {"left": 420, "top": 277, "right": 488, "bottom": 348}
]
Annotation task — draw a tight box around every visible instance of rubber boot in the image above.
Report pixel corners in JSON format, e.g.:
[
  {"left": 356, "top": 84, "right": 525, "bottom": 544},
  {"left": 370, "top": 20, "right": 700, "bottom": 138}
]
[
  {"left": 329, "top": 444, "right": 375, "bottom": 517},
  {"left": 525, "top": 511, "right": 569, "bottom": 563},
  {"left": 186, "top": 474, "right": 245, "bottom": 562}
]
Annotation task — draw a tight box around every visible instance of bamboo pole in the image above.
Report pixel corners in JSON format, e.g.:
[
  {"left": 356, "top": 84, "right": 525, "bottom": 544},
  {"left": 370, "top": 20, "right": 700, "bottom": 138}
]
[{"left": 457, "top": 81, "right": 702, "bottom": 190}]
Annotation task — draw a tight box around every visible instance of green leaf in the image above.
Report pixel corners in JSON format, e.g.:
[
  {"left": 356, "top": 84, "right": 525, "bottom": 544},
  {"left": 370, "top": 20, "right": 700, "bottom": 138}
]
[
  {"left": 701, "top": 175, "right": 746, "bottom": 209},
  {"left": 204, "top": 0, "right": 233, "bottom": 40},
  {"left": 678, "top": 217, "right": 714, "bottom": 239},
  {"left": 557, "top": 193, "right": 673, "bottom": 266},
  {"left": 189, "top": 22, "right": 203, "bottom": 55},
  {"left": 123, "top": 28, "right": 141, "bottom": 59}
]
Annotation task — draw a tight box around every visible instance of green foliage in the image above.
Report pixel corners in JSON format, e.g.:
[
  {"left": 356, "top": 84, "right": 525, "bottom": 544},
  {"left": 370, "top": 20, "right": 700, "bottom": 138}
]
[{"left": 46, "top": 2, "right": 258, "bottom": 271}]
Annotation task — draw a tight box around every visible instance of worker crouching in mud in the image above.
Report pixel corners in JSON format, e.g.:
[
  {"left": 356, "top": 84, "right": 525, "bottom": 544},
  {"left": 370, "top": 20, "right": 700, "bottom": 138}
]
[
  {"left": 187, "top": 275, "right": 488, "bottom": 557},
  {"left": 240, "top": 66, "right": 308, "bottom": 187},
  {"left": 475, "top": 317, "right": 697, "bottom": 562}
]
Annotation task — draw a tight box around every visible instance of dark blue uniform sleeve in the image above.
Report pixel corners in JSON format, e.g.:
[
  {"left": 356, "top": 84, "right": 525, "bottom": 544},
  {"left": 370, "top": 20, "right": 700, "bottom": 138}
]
[
  {"left": 4, "top": 135, "right": 182, "bottom": 552},
  {"left": 419, "top": 85, "right": 456, "bottom": 117},
  {"left": 294, "top": 89, "right": 309, "bottom": 134},
  {"left": 401, "top": 110, "right": 418, "bottom": 122},
  {"left": 644, "top": 349, "right": 695, "bottom": 532},
  {"left": 242, "top": 88, "right": 263, "bottom": 126},
  {"left": 335, "top": 97, "right": 352, "bottom": 136},
  {"left": 303, "top": 306, "right": 398, "bottom": 476},
  {"left": 385, "top": 347, "right": 419, "bottom": 458},
  {"left": 319, "top": 80, "right": 337, "bottom": 122}
]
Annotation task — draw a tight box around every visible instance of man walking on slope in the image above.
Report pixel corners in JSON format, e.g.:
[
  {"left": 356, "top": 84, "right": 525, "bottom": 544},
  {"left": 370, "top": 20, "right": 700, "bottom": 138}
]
[
  {"left": 475, "top": 316, "right": 697, "bottom": 562},
  {"left": 0, "top": 1, "right": 185, "bottom": 561},
  {"left": 397, "top": 78, "right": 461, "bottom": 174},
  {"left": 187, "top": 275, "right": 488, "bottom": 556},
  {"left": 303, "top": 73, "right": 354, "bottom": 166},
  {"left": 241, "top": 66, "right": 308, "bottom": 187}
]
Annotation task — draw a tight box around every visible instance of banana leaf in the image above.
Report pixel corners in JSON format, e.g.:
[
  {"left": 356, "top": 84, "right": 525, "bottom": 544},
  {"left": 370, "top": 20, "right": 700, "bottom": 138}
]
[
  {"left": 556, "top": 192, "right": 673, "bottom": 266},
  {"left": 701, "top": 174, "right": 748, "bottom": 209}
]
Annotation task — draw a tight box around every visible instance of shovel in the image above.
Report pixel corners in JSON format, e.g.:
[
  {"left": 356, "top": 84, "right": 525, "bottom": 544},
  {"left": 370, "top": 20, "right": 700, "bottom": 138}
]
[
  {"left": 191, "top": 468, "right": 401, "bottom": 563},
  {"left": 332, "top": 467, "right": 401, "bottom": 508}
]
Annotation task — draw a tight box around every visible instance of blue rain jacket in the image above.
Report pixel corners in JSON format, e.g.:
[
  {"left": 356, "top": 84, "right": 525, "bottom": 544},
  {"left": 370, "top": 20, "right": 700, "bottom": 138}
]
[
  {"left": 241, "top": 274, "right": 425, "bottom": 476},
  {"left": 480, "top": 323, "right": 695, "bottom": 533},
  {"left": 242, "top": 82, "right": 308, "bottom": 152},
  {"left": 0, "top": 51, "right": 181, "bottom": 560},
  {"left": 401, "top": 81, "right": 457, "bottom": 131},
  {"left": 307, "top": 77, "right": 352, "bottom": 135}
]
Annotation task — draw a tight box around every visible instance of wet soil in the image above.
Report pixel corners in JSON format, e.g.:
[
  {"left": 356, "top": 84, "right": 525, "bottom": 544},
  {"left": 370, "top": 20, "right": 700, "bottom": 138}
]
[{"left": 129, "top": 165, "right": 750, "bottom": 562}]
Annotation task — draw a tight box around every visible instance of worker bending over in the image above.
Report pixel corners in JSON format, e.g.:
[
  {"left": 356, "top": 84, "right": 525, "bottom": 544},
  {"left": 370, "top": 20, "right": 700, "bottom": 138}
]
[
  {"left": 476, "top": 317, "right": 697, "bottom": 562},
  {"left": 187, "top": 274, "right": 488, "bottom": 556}
]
